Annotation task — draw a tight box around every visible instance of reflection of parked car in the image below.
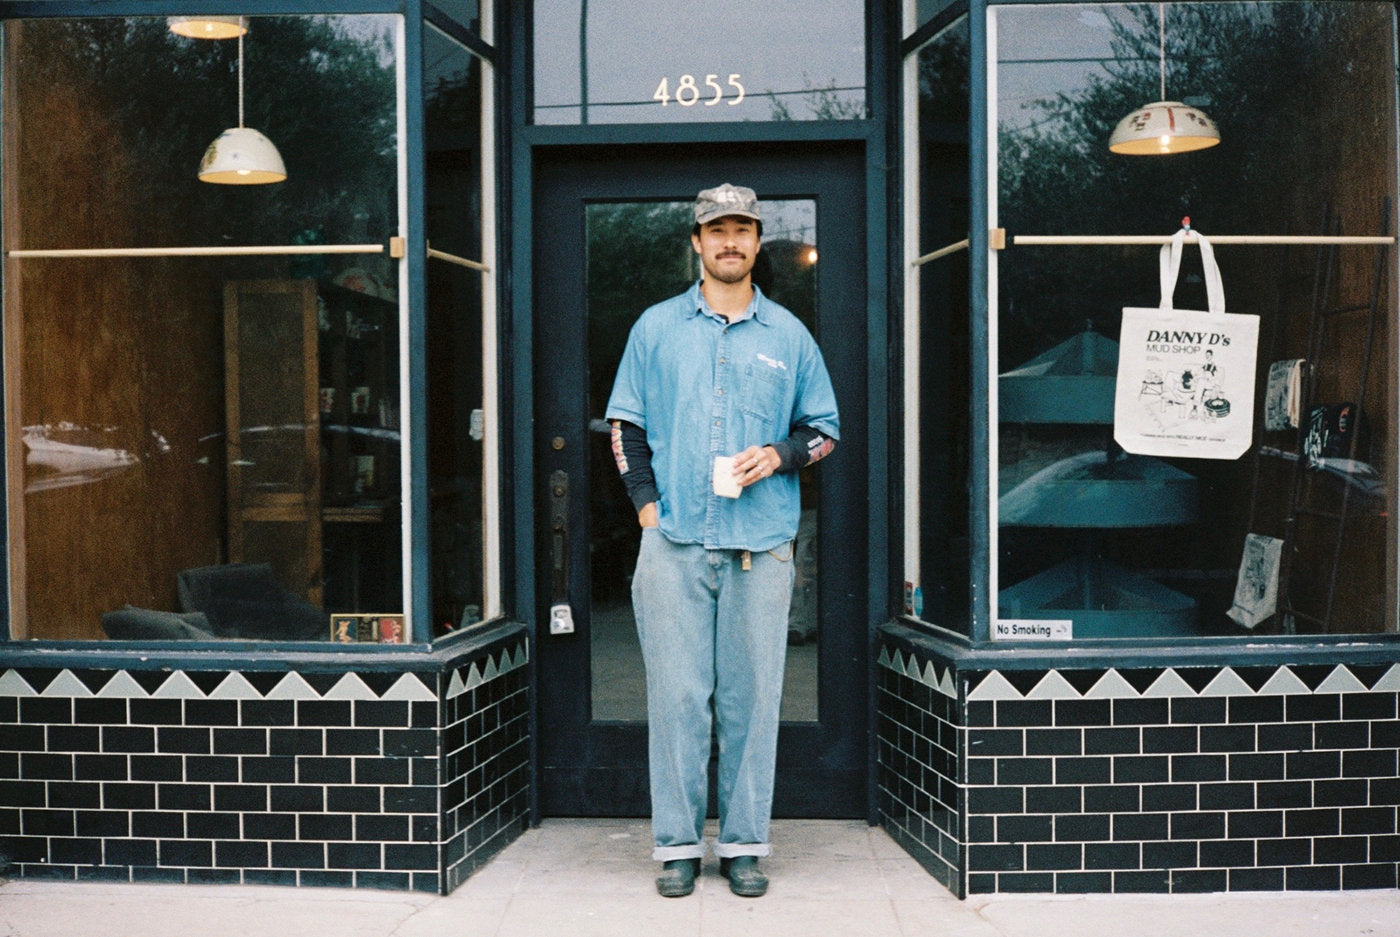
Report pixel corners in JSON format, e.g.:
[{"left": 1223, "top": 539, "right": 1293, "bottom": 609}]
[
  {"left": 199, "top": 423, "right": 402, "bottom": 448},
  {"left": 200, "top": 423, "right": 401, "bottom": 489},
  {"left": 23, "top": 419, "right": 404, "bottom": 496},
  {"left": 24, "top": 423, "right": 144, "bottom": 493}
]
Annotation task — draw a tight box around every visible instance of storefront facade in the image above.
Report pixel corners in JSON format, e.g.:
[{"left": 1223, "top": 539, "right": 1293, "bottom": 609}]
[{"left": 0, "top": 0, "right": 1397, "bottom": 898}]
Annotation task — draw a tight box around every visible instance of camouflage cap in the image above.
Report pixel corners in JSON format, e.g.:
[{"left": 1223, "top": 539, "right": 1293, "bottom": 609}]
[{"left": 694, "top": 183, "right": 761, "bottom": 225}]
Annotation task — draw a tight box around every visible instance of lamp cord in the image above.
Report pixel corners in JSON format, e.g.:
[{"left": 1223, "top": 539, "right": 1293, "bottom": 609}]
[
  {"left": 237, "top": 28, "right": 245, "bottom": 128},
  {"left": 1159, "top": 2, "right": 1170, "bottom": 102}
]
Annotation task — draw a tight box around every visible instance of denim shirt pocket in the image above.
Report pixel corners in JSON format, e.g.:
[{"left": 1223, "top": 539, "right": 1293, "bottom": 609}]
[{"left": 740, "top": 360, "right": 790, "bottom": 428}]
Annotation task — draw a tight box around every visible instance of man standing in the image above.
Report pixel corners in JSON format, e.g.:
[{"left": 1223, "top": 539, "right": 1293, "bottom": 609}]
[{"left": 606, "top": 184, "right": 839, "bottom": 898}]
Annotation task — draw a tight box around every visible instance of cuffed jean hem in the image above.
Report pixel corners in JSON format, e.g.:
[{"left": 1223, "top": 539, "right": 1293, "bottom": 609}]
[
  {"left": 653, "top": 844, "right": 707, "bottom": 861},
  {"left": 714, "top": 842, "right": 771, "bottom": 859}
]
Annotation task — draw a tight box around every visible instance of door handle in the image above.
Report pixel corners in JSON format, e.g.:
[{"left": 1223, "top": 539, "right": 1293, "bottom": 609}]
[{"left": 548, "top": 470, "right": 575, "bottom": 634}]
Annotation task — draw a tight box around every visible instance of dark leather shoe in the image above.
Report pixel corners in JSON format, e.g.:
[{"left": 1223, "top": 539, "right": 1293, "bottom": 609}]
[
  {"left": 719, "top": 855, "right": 768, "bottom": 897},
  {"left": 655, "top": 858, "right": 699, "bottom": 897}
]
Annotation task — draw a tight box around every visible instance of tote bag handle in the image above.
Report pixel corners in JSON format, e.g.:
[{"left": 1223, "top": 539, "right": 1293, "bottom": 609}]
[{"left": 1159, "top": 227, "right": 1225, "bottom": 315}]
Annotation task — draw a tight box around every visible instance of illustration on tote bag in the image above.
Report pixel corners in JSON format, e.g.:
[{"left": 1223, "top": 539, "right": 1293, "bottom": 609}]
[{"left": 1114, "top": 225, "right": 1259, "bottom": 460}]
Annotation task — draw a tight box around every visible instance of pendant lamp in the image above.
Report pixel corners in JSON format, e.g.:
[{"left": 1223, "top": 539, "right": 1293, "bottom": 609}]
[
  {"left": 1108, "top": 3, "right": 1220, "bottom": 155},
  {"left": 168, "top": 15, "right": 247, "bottom": 39},
  {"left": 198, "top": 28, "right": 286, "bottom": 185}
]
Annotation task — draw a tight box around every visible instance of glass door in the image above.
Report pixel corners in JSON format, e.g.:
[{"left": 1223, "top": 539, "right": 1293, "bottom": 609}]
[{"left": 533, "top": 143, "right": 868, "bottom": 817}]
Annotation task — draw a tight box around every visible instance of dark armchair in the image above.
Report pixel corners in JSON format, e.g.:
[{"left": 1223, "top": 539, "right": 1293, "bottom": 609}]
[{"left": 176, "top": 562, "right": 326, "bottom": 641}]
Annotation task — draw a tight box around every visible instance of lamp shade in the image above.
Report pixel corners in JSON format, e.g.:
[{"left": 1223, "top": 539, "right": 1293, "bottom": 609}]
[
  {"left": 1109, "top": 100, "right": 1220, "bottom": 155},
  {"left": 198, "top": 127, "right": 287, "bottom": 184},
  {"left": 168, "top": 16, "right": 246, "bottom": 39}
]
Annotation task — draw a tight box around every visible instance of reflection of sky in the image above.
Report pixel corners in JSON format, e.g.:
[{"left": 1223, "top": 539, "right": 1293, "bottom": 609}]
[
  {"left": 429, "top": 0, "right": 479, "bottom": 31},
  {"left": 425, "top": 21, "right": 475, "bottom": 89},
  {"left": 763, "top": 200, "right": 816, "bottom": 248},
  {"left": 995, "top": 4, "right": 1135, "bottom": 134},
  {"left": 319, "top": 13, "right": 397, "bottom": 66},
  {"left": 534, "top": 0, "right": 864, "bottom": 123}
]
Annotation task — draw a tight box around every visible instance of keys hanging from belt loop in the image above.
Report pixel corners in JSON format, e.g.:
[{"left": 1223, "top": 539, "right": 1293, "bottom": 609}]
[{"left": 741, "top": 550, "right": 752, "bottom": 571}]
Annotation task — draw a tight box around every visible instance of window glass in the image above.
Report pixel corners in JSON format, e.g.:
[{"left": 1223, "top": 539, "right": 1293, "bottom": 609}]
[
  {"left": 532, "top": 0, "right": 865, "bottom": 124},
  {"left": 993, "top": 2, "right": 1397, "bottom": 639},
  {"left": 906, "top": 16, "right": 972, "bottom": 633},
  {"left": 916, "top": 0, "right": 963, "bottom": 30},
  {"left": 424, "top": 23, "right": 488, "bottom": 636},
  {"left": 428, "top": 0, "right": 481, "bottom": 33},
  {"left": 586, "top": 199, "right": 821, "bottom": 723},
  {"left": 5, "top": 15, "right": 402, "bottom": 642}
]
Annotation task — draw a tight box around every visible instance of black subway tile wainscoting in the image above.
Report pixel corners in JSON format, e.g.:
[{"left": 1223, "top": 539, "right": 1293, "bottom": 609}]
[
  {"left": 877, "top": 623, "right": 1400, "bottom": 897},
  {"left": 0, "top": 624, "right": 529, "bottom": 893}
]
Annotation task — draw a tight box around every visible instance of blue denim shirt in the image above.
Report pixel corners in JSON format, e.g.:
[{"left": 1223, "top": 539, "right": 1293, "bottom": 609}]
[{"left": 606, "top": 282, "right": 840, "bottom": 552}]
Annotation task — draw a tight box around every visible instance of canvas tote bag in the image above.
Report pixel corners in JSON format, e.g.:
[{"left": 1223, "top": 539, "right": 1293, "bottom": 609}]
[{"left": 1113, "top": 228, "right": 1259, "bottom": 460}]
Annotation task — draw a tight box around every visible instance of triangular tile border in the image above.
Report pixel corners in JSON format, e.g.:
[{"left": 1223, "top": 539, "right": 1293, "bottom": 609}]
[
  {"left": 265, "top": 672, "right": 321, "bottom": 701},
  {"left": 96, "top": 671, "right": 148, "bottom": 698},
  {"left": 1025, "top": 671, "right": 1080, "bottom": 700},
  {"left": 7, "top": 638, "right": 1400, "bottom": 708},
  {"left": 1371, "top": 664, "right": 1400, "bottom": 692},
  {"left": 1143, "top": 670, "right": 1199, "bottom": 698},
  {"left": 1316, "top": 665, "right": 1369, "bottom": 694},
  {"left": 382, "top": 672, "right": 437, "bottom": 702},
  {"left": 41, "top": 670, "right": 94, "bottom": 698},
  {"left": 208, "top": 672, "right": 264, "bottom": 700},
  {"left": 151, "top": 671, "right": 206, "bottom": 700},
  {"left": 877, "top": 643, "right": 1400, "bottom": 704},
  {"left": 323, "top": 673, "right": 378, "bottom": 701},
  {"left": 1257, "top": 667, "right": 1312, "bottom": 695},
  {"left": 0, "top": 670, "right": 37, "bottom": 696},
  {"left": 967, "top": 671, "right": 1023, "bottom": 702},
  {"left": 1085, "top": 670, "right": 1140, "bottom": 699},
  {"left": 1200, "top": 668, "right": 1255, "bottom": 698}
]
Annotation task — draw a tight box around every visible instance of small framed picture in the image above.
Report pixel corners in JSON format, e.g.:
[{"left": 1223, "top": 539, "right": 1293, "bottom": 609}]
[
  {"left": 353, "top": 455, "right": 375, "bottom": 493},
  {"left": 329, "top": 613, "right": 407, "bottom": 643},
  {"left": 376, "top": 615, "right": 406, "bottom": 643},
  {"left": 330, "top": 613, "right": 375, "bottom": 642},
  {"left": 350, "top": 385, "right": 371, "bottom": 415}
]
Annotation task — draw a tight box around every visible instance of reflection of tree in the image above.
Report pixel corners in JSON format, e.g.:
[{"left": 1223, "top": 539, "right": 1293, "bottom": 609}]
[
  {"left": 918, "top": 19, "right": 970, "bottom": 131},
  {"left": 21, "top": 16, "right": 396, "bottom": 250},
  {"left": 755, "top": 240, "right": 816, "bottom": 332},
  {"left": 584, "top": 203, "right": 820, "bottom": 409},
  {"left": 996, "top": 3, "right": 1375, "bottom": 369},
  {"left": 586, "top": 202, "right": 697, "bottom": 416},
  {"left": 423, "top": 45, "right": 482, "bottom": 258},
  {"left": 767, "top": 76, "right": 866, "bottom": 121}
]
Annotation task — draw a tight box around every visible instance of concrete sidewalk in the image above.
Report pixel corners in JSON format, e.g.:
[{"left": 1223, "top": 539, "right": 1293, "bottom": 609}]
[{"left": 2, "top": 819, "right": 1399, "bottom": 937}]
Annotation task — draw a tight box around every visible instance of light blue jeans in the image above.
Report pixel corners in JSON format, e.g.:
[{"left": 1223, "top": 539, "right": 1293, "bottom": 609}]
[{"left": 631, "top": 528, "right": 795, "bottom": 861}]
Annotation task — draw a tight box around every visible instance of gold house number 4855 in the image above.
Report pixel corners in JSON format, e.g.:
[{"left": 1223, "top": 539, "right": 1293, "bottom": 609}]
[{"left": 653, "top": 73, "right": 746, "bottom": 107}]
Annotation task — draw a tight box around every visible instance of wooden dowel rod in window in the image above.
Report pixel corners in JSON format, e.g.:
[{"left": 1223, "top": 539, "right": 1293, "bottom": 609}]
[
  {"left": 1012, "top": 234, "right": 1395, "bottom": 247},
  {"left": 912, "top": 238, "right": 970, "bottom": 266},
  {"left": 7, "top": 244, "right": 385, "bottom": 258},
  {"left": 427, "top": 246, "right": 490, "bottom": 273}
]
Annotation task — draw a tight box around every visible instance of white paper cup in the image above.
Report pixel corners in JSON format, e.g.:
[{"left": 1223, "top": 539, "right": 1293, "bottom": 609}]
[{"left": 712, "top": 456, "right": 741, "bottom": 498}]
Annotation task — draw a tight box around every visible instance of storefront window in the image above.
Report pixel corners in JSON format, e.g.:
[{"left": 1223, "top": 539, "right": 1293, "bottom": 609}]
[
  {"left": 424, "top": 21, "right": 492, "bottom": 636},
  {"left": 991, "top": 2, "right": 1397, "bottom": 639},
  {"left": 532, "top": 0, "right": 865, "bottom": 125},
  {"left": 430, "top": 0, "right": 480, "bottom": 32},
  {"left": 905, "top": 14, "right": 972, "bottom": 634},
  {"left": 4, "top": 14, "right": 403, "bottom": 642},
  {"left": 914, "top": 0, "right": 963, "bottom": 31}
]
